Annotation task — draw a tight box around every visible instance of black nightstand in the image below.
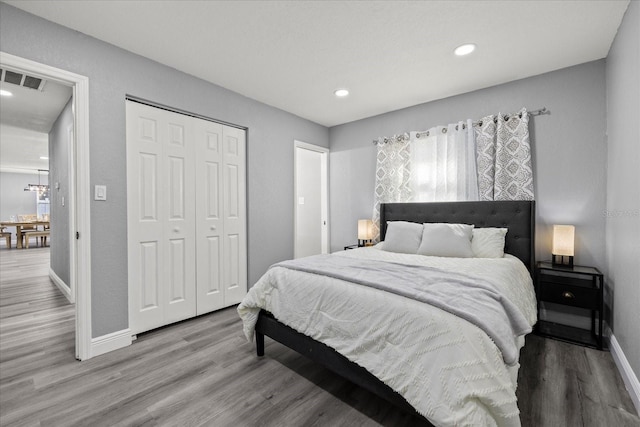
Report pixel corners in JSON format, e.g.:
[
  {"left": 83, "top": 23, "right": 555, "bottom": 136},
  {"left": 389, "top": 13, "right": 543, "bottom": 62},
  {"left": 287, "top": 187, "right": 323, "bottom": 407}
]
[
  {"left": 343, "top": 244, "right": 359, "bottom": 250},
  {"left": 536, "top": 261, "right": 604, "bottom": 350}
]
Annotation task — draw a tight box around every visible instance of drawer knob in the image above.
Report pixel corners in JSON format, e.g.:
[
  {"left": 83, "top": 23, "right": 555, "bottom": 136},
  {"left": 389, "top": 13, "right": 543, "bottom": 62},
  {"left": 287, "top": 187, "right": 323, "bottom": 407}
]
[{"left": 562, "top": 291, "right": 575, "bottom": 299}]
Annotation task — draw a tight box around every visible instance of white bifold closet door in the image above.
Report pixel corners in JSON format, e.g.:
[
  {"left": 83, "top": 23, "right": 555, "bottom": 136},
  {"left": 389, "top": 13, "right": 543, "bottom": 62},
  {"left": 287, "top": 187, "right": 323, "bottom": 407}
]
[
  {"left": 126, "top": 101, "right": 246, "bottom": 335},
  {"left": 194, "top": 119, "right": 247, "bottom": 314}
]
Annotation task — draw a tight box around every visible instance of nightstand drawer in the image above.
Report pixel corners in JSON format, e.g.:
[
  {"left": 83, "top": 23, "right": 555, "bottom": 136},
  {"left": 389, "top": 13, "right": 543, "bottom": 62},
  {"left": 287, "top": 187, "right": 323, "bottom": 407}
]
[{"left": 539, "top": 281, "right": 598, "bottom": 309}]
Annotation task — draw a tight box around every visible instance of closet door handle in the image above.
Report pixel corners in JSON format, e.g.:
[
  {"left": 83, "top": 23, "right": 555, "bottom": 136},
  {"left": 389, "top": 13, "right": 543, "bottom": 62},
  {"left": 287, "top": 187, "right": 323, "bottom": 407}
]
[
  {"left": 173, "top": 227, "right": 180, "bottom": 233},
  {"left": 210, "top": 226, "right": 217, "bottom": 231},
  {"left": 562, "top": 291, "right": 575, "bottom": 299}
]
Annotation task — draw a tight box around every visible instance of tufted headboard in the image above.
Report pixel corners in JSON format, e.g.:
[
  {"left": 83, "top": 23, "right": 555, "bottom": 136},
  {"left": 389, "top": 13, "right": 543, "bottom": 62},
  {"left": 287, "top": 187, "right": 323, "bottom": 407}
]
[{"left": 380, "top": 201, "right": 535, "bottom": 274}]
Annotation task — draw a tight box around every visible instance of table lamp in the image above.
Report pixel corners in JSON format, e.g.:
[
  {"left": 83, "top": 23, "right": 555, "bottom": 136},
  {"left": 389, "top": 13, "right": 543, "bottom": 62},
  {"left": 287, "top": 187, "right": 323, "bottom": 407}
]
[
  {"left": 552, "top": 224, "right": 575, "bottom": 268},
  {"left": 358, "top": 219, "right": 374, "bottom": 247}
]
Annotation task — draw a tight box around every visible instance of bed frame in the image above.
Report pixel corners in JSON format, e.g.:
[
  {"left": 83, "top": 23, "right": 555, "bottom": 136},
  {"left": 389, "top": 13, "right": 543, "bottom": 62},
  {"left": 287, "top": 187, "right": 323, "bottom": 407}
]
[{"left": 255, "top": 200, "right": 535, "bottom": 419}]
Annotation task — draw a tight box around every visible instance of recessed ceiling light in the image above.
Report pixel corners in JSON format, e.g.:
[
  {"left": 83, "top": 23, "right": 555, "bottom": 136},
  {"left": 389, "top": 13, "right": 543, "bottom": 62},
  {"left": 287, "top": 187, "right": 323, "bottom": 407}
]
[
  {"left": 40, "top": 156, "right": 49, "bottom": 160},
  {"left": 454, "top": 43, "right": 476, "bottom": 56},
  {"left": 334, "top": 89, "right": 349, "bottom": 97},
  {"left": 0, "top": 89, "right": 13, "bottom": 97}
]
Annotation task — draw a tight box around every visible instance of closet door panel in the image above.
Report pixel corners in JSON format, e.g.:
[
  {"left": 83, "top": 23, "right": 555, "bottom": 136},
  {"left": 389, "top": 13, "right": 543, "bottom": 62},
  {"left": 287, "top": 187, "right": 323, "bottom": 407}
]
[
  {"left": 127, "top": 103, "right": 165, "bottom": 333},
  {"left": 195, "top": 121, "right": 224, "bottom": 314},
  {"left": 127, "top": 102, "right": 196, "bottom": 334},
  {"left": 222, "top": 126, "right": 247, "bottom": 305},
  {"left": 162, "top": 110, "right": 196, "bottom": 323}
]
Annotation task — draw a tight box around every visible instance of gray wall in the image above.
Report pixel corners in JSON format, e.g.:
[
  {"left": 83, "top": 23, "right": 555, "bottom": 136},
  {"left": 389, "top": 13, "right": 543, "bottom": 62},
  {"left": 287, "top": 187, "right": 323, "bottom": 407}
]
[
  {"left": 0, "top": 3, "right": 329, "bottom": 337},
  {"left": 48, "top": 98, "right": 73, "bottom": 286},
  {"left": 0, "top": 171, "right": 46, "bottom": 227},
  {"left": 329, "top": 61, "right": 608, "bottom": 274},
  {"left": 606, "top": 1, "right": 639, "bottom": 382}
]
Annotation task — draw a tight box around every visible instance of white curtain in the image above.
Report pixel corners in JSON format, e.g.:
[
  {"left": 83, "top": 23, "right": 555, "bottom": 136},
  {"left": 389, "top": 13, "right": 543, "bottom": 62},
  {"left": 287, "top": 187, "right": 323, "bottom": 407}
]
[
  {"left": 475, "top": 108, "right": 534, "bottom": 201},
  {"left": 409, "top": 120, "right": 478, "bottom": 202}
]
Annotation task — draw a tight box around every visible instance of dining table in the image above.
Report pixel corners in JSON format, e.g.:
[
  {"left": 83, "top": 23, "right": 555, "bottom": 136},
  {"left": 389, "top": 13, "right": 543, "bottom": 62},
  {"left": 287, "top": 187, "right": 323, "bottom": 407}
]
[{"left": 0, "top": 221, "right": 50, "bottom": 249}]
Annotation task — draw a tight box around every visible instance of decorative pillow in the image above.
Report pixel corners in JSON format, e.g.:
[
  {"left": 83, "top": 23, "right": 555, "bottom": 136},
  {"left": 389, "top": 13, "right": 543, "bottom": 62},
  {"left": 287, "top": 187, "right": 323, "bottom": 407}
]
[
  {"left": 382, "top": 221, "right": 424, "bottom": 254},
  {"left": 417, "top": 223, "right": 474, "bottom": 258},
  {"left": 471, "top": 227, "right": 508, "bottom": 258}
]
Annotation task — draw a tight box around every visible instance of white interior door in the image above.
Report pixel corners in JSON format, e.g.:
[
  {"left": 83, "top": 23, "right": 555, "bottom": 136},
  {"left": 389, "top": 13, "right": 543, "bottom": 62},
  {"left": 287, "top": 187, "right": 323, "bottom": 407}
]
[
  {"left": 294, "top": 141, "right": 329, "bottom": 259},
  {"left": 126, "top": 101, "right": 196, "bottom": 334}
]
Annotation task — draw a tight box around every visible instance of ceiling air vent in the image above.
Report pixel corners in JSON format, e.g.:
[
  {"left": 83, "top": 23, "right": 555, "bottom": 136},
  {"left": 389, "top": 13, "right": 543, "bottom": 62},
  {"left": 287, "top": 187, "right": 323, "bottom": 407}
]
[
  {"left": 0, "top": 69, "right": 47, "bottom": 91},
  {"left": 23, "top": 75, "right": 43, "bottom": 90},
  {"left": 4, "top": 70, "right": 23, "bottom": 85}
]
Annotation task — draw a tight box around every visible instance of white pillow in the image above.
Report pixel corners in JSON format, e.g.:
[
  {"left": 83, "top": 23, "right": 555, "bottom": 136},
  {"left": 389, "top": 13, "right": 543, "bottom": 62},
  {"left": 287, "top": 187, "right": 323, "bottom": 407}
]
[
  {"left": 417, "top": 223, "right": 474, "bottom": 258},
  {"left": 472, "top": 227, "right": 508, "bottom": 258},
  {"left": 382, "top": 221, "right": 424, "bottom": 254}
]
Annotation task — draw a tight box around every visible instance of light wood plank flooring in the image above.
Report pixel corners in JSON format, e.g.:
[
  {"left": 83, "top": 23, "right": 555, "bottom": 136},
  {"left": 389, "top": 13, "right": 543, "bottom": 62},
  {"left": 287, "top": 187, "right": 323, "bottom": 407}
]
[{"left": 1, "top": 247, "right": 638, "bottom": 426}]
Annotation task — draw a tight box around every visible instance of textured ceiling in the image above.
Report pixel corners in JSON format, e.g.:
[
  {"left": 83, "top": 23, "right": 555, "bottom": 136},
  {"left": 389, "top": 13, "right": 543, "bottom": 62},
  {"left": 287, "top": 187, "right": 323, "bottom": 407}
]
[{"left": 4, "top": 0, "right": 630, "bottom": 127}]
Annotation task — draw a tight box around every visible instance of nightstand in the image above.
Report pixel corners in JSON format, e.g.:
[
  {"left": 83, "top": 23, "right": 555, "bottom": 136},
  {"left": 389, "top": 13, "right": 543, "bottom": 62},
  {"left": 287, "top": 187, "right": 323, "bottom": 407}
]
[
  {"left": 343, "top": 244, "right": 359, "bottom": 250},
  {"left": 536, "top": 261, "right": 604, "bottom": 350}
]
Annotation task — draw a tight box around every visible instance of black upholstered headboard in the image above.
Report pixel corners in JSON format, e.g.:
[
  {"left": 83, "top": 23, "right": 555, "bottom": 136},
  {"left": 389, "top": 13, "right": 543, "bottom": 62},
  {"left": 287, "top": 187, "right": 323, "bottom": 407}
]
[{"left": 380, "top": 201, "right": 535, "bottom": 274}]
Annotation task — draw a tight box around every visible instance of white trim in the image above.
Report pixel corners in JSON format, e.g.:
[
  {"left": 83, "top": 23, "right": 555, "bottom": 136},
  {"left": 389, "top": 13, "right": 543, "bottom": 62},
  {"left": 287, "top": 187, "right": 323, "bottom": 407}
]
[
  {"left": 0, "top": 52, "right": 92, "bottom": 361},
  {"left": 49, "top": 268, "right": 73, "bottom": 303},
  {"left": 607, "top": 327, "right": 640, "bottom": 415},
  {"left": 89, "top": 329, "right": 132, "bottom": 359},
  {"left": 293, "top": 140, "right": 330, "bottom": 258},
  {"left": 295, "top": 140, "right": 330, "bottom": 154},
  {"left": 67, "top": 123, "right": 76, "bottom": 306}
]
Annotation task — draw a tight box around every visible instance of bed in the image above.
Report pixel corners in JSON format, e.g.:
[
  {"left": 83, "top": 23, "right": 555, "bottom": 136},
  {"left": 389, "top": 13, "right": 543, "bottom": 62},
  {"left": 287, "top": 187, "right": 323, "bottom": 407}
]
[{"left": 238, "top": 200, "right": 536, "bottom": 426}]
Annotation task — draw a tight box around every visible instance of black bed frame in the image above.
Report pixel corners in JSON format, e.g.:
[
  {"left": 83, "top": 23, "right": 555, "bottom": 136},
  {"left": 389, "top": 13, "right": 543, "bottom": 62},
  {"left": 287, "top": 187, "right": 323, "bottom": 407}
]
[{"left": 255, "top": 200, "right": 535, "bottom": 419}]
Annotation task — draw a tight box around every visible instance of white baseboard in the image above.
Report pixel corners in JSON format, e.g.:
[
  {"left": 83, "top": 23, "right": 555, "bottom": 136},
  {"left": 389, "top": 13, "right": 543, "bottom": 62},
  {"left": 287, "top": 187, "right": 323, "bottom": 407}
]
[
  {"left": 89, "top": 328, "right": 132, "bottom": 359},
  {"left": 49, "top": 268, "right": 73, "bottom": 303},
  {"left": 607, "top": 327, "right": 640, "bottom": 416}
]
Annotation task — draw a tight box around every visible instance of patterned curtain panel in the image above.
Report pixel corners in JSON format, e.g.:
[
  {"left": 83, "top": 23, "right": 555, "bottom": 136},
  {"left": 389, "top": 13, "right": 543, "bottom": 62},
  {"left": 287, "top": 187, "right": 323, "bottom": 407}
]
[
  {"left": 372, "top": 134, "right": 411, "bottom": 240},
  {"left": 475, "top": 108, "right": 535, "bottom": 201},
  {"left": 475, "top": 115, "right": 497, "bottom": 201}
]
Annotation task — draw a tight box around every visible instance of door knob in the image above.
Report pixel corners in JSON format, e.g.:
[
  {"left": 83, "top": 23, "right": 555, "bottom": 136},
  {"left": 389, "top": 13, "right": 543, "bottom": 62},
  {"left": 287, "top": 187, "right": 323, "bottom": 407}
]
[
  {"left": 210, "top": 226, "right": 217, "bottom": 231},
  {"left": 173, "top": 227, "right": 180, "bottom": 233}
]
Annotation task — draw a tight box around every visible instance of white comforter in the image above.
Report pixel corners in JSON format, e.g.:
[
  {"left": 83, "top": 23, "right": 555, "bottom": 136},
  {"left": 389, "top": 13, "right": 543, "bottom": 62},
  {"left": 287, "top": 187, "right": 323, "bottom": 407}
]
[{"left": 237, "top": 247, "right": 537, "bottom": 427}]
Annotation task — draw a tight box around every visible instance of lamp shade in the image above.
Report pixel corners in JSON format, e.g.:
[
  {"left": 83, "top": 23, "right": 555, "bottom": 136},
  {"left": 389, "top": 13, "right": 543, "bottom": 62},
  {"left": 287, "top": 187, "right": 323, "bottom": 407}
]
[
  {"left": 552, "top": 225, "right": 575, "bottom": 256},
  {"left": 358, "top": 219, "right": 374, "bottom": 240}
]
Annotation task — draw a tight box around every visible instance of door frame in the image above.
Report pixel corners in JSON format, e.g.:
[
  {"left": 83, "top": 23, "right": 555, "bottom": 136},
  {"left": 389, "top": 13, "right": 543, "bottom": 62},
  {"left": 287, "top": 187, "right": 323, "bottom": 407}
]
[
  {"left": 0, "top": 52, "right": 92, "bottom": 361},
  {"left": 293, "top": 140, "right": 329, "bottom": 258}
]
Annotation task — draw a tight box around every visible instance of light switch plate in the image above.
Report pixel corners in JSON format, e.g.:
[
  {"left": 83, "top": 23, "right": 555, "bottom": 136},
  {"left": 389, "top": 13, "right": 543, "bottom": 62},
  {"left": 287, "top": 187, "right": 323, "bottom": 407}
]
[{"left": 95, "top": 185, "right": 107, "bottom": 201}]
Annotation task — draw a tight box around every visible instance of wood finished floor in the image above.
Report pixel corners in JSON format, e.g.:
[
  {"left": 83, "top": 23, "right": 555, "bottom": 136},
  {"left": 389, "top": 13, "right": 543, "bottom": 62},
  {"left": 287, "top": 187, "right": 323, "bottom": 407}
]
[{"left": 1, "top": 246, "right": 638, "bottom": 427}]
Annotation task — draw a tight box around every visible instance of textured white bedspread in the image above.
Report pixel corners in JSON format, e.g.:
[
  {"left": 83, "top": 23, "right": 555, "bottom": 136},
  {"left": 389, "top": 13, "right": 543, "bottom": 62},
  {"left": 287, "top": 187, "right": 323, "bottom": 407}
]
[{"left": 237, "top": 247, "right": 537, "bottom": 427}]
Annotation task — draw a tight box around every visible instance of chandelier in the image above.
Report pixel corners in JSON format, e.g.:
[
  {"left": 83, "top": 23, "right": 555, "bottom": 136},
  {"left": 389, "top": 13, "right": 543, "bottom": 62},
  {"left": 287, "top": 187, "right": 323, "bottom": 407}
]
[{"left": 23, "top": 169, "right": 49, "bottom": 195}]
